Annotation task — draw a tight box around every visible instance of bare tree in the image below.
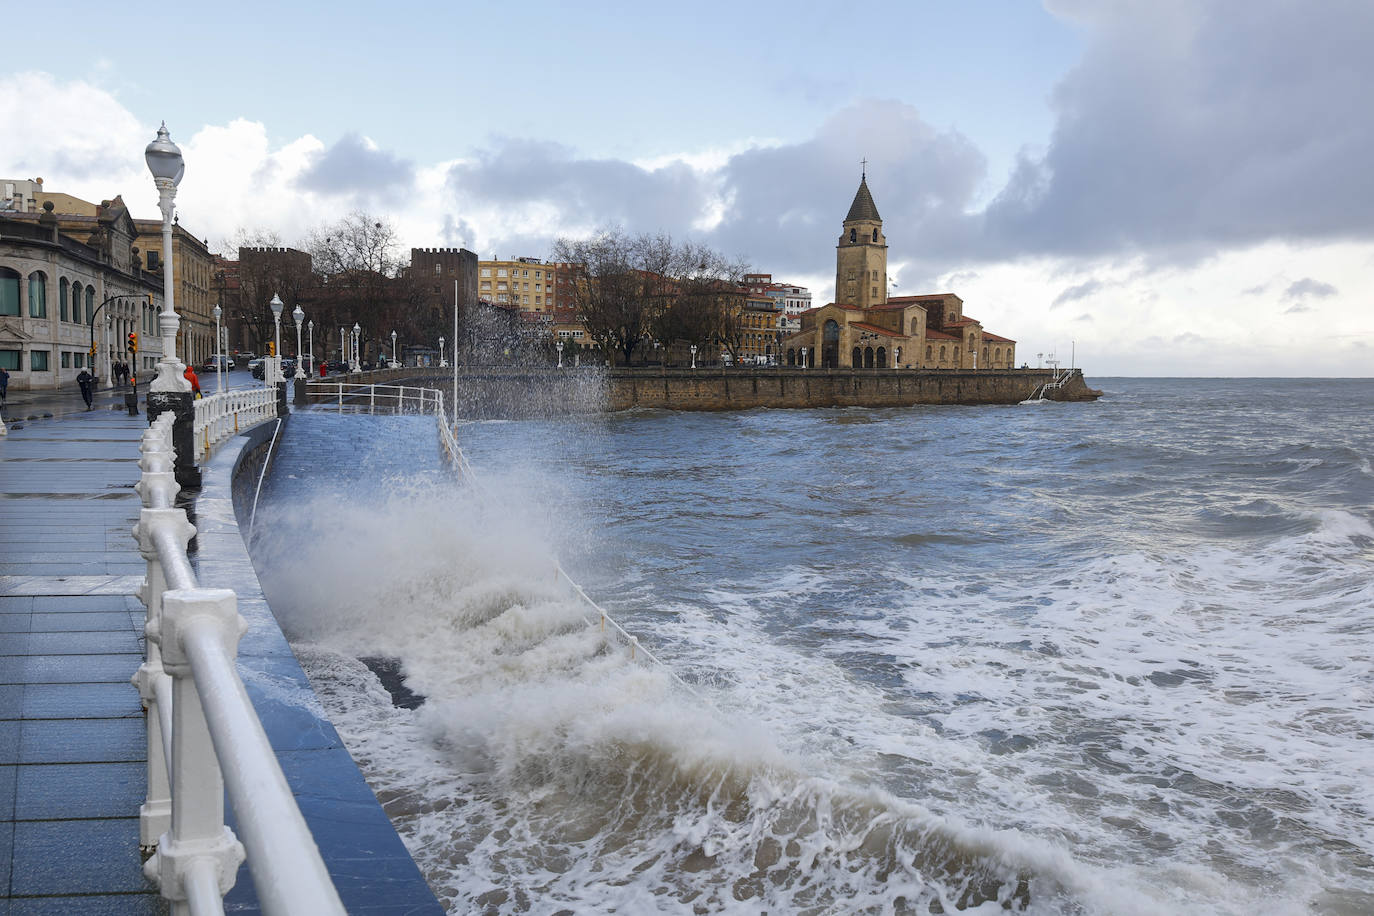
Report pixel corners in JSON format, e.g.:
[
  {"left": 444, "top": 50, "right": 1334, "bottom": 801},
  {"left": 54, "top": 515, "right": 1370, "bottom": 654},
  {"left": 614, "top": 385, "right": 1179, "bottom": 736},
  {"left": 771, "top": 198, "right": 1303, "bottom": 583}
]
[
  {"left": 553, "top": 229, "right": 746, "bottom": 366},
  {"left": 304, "top": 212, "right": 406, "bottom": 361}
]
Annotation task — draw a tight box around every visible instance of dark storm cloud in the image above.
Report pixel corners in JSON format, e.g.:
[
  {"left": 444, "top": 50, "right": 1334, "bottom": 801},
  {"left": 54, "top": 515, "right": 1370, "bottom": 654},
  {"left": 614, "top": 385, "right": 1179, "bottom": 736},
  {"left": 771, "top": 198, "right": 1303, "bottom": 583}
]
[
  {"left": 444, "top": 102, "right": 988, "bottom": 280},
  {"left": 1051, "top": 278, "right": 1103, "bottom": 308},
  {"left": 1283, "top": 277, "right": 1337, "bottom": 301},
  {"left": 297, "top": 133, "right": 414, "bottom": 194},
  {"left": 445, "top": 139, "right": 710, "bottom": 241},
  {"left": 985, "top": 1, "right": 1374, "bottom": 259}
]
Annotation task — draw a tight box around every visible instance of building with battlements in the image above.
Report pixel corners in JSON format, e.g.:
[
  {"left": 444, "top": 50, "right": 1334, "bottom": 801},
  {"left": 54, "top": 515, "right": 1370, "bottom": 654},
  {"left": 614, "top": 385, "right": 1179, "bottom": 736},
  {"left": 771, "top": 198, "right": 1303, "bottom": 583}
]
[{"left": 783, "top": 175, "right": 1016, "bottom": 370}]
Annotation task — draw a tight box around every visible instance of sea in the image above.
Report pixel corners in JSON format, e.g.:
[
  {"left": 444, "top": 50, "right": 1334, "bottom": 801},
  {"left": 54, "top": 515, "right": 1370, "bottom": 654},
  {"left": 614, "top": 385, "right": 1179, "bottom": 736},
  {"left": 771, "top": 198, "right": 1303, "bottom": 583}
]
[{"left": 252, "top": 376, "right": 1374, "bottom": 915}]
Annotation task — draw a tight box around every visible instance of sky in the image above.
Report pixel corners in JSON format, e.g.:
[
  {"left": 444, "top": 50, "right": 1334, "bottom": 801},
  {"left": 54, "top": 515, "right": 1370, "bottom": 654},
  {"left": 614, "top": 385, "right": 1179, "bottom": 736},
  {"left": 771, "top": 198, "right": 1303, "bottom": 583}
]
[{"left": 3, "top": 0, "right": 1371, "bottom": 376}]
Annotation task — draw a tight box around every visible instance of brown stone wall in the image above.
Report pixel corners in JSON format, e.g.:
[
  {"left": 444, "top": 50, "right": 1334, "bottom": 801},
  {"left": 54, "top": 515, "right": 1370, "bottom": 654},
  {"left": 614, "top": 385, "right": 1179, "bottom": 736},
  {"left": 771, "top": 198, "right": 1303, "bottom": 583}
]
[{"left": 304, "top": 367, "right": 1099, "bottom": 417}]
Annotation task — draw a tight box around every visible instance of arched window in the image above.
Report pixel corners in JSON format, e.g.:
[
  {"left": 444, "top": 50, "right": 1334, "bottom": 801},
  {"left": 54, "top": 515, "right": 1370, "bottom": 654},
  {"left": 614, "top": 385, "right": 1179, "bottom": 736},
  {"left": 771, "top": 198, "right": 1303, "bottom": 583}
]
[
  {"left": 864, "top": 346, "right": 874, "bottom": 368},
  {"left": 59, "top": 278, "right": 69, "bottom": 321},
  {"left": 852, "top": 346, "right": 862, "bottom": 367},
  {"left": 86, "top": 287, "right": 94, "bottom": 324},
  {"left": 28, "top": 272, "right": 47, "bottom": 318},
  {"left": 925, "top": 345, "right": 932, "bottom": 361},
  {"left": 71, "top": 282, "right": 82, "bottom": 324},
  {"left": 0, "top": 267, "right": 21, "bottom": 317},
  {"left": 849, "top": 228, "right": 856, "bottom": 243},
  {"left": 872, "top": 228, "right": 878, "bottom": 242},
  {"left": 939, "top": 345, "right": 946, "bottom": 361},
  {"left": 994, "top": 347, "right": 1001, "bottom": 363},
  {"left": 787, "top": 348, "right": 796, "bottom": 366},
  {"left": 877, "top": 347, "right": 887, "bottom": 368}
]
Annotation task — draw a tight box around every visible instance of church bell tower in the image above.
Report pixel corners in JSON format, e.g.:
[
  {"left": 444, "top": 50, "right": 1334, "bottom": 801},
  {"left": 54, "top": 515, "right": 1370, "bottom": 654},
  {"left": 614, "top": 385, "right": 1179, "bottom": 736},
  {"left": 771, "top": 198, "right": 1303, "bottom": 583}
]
[{"left": 835, "top": 170, "right": 887, "bottom": 308}]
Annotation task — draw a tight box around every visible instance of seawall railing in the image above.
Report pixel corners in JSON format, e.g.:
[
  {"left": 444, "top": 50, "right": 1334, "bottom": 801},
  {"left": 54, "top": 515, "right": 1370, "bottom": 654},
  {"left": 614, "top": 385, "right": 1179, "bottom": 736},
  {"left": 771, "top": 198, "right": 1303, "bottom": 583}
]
[
  {"left": 133, "top": 413, "right": 345, "bottom": 914},
  {"left": 193, "top": 387, "right": 278, "bottom": 461}
]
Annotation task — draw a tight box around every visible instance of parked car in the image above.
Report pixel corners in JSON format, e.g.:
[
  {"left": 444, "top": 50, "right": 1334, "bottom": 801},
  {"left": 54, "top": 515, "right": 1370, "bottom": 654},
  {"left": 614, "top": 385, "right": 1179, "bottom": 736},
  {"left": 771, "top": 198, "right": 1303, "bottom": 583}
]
[
  {"left": 201, "top": 355, "right": 235, "bottom": 372},
  {"left": 234, "top": 352, "right": 256, "bottom": 365},
  {"left": 248, "top": 358, "right": 266, "bottom": 379},
  {"left": 326, "top": 360, "right": 349, "bottom": 374}
]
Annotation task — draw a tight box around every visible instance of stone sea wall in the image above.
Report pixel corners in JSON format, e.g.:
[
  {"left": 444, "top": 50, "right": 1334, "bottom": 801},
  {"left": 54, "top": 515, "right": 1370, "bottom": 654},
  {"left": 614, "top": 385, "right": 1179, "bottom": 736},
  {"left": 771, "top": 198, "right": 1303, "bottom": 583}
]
[{"left": 305, "top": 367, "right": 1100, "bottom": 418}]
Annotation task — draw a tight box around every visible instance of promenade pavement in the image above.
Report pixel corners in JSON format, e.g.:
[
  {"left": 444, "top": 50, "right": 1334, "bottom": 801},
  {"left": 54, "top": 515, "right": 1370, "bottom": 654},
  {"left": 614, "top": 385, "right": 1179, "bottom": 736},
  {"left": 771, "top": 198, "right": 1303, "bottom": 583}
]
[{"left": 1, "top": 385, "right": 163, "bottom": 912}]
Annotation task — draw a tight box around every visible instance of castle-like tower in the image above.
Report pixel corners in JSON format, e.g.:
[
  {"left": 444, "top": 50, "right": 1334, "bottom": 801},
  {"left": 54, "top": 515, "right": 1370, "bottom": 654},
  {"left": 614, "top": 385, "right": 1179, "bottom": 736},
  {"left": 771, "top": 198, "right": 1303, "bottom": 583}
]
[{"left": 835, "top": 173, "right": 887, "bottom": 309}]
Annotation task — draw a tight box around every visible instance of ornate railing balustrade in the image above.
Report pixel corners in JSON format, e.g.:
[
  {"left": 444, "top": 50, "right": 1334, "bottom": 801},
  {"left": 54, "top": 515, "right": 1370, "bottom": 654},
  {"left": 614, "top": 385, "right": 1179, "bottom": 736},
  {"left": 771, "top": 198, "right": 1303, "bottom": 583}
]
[
  {"left": 192, "top": 387, "right": 278, "bottom": 461},
  {"left": 132, "top": 414, "right": 345, "bottom": 915}
]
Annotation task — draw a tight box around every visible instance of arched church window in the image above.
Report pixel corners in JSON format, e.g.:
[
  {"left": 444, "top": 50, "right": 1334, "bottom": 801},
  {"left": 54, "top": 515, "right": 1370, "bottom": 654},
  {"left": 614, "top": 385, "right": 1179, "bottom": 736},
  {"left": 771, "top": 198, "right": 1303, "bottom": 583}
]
[
  {"left": 849, "top": 228, "right": 856, "bottom": 243},
  {"left": 852, "top": 346, "right": 862, "bottom": 367},
  {"left": 940, "top": 345, "right": 946, "bottom": 361},
  {"left": 877, "top": 347, "right": 887, "bottom": 368},
  {"left": 925, "top": 345, "right": 932, "bottom": 360},
  {"left": 864, "top": 347, "right": 874, "bottom": 368},
  {"left": 872, "top": 228, "right": 878, "bottom": 242}
]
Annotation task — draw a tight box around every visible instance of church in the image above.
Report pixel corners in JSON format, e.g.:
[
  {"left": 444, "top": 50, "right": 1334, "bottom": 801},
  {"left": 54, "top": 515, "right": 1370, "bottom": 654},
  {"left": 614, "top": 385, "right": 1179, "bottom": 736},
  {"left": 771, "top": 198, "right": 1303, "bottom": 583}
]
[{"left": 782, "top": 174, "right": 1016, "bottom": 370}]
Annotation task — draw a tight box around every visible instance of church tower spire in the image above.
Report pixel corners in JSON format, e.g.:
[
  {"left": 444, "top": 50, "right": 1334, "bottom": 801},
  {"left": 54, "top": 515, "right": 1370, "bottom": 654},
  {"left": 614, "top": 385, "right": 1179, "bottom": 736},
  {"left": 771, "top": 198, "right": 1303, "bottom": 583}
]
[{"left": 836, "top": 171, "right": 887, "bottom": 308}]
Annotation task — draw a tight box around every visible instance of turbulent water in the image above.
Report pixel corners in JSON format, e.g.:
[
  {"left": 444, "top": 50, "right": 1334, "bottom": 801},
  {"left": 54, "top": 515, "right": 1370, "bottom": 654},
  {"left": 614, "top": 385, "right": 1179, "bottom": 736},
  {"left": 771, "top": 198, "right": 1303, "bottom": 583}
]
[{"left": 252, "top": 377, "right": 1374, "bottom": 915}]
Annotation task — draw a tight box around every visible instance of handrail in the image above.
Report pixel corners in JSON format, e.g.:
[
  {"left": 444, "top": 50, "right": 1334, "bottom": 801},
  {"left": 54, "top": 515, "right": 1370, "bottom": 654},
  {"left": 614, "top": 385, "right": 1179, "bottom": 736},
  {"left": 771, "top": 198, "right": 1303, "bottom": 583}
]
[
  {"left": 132, "top": 413, "right": 346, "bottom": 915},
  {"left": 193, "top": 387, "right": 278, "bottom": 461}
]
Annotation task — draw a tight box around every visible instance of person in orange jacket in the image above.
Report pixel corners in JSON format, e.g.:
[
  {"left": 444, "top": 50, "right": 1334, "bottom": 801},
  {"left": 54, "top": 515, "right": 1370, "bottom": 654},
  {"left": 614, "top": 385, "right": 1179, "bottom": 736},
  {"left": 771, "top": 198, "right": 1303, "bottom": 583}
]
[{"left": 183, "top": 364, "right": 202, "bottom": 398}]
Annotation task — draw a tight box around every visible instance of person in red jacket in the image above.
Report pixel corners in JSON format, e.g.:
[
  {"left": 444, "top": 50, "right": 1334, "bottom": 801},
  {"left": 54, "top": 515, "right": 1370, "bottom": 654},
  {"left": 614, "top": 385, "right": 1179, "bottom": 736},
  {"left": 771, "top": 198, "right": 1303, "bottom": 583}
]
[
  {"left": 319, "top": 360, "right": 327, "bottom": 378},
  {"left": 183, "top": 365, "right": 202, "bottom": 398}
]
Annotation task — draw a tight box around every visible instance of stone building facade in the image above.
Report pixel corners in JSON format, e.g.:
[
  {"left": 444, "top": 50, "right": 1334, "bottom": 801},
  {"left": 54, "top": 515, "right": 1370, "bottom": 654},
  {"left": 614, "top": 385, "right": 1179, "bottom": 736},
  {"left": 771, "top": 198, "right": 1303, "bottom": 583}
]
[
  {"left": 1, "top": 201, "right": 162, "bottom": 391},
  {"left": 784, "top": 176, "right": 1016, "bottom": 370}
]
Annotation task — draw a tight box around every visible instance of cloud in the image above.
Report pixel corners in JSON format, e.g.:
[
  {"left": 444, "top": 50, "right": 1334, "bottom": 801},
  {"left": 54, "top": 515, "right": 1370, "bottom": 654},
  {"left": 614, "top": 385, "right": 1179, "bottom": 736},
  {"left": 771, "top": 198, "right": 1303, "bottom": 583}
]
[
  {"left": 985, "top": 1, "right": 1374, "bottom": 259},
  {"left": 297, "top": 133, "right": 414, "bottom": 195},
  {"left": 1051, "top": 278, "right": 1103, "bottom": 307},
  {"left": 1282, "top": 277, "right": 1337, "bottom": 301},
  {"left": 1283, "top": 304, "right": 1313, "bottom": 314}
]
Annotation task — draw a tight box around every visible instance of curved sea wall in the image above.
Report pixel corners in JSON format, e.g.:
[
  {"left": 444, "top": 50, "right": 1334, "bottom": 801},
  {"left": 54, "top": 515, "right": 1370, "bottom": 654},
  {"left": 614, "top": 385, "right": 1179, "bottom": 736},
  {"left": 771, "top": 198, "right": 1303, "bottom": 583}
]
[{"left": 306, "top": 367, "right": 1100, "bottom": 418}]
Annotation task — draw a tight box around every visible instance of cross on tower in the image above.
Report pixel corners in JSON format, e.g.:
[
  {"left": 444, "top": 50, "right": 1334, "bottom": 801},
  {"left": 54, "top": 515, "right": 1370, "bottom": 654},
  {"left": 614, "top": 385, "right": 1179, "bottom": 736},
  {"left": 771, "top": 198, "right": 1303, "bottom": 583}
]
[{"left": 861, "top": 158, "right": 867, "bottom": 179}]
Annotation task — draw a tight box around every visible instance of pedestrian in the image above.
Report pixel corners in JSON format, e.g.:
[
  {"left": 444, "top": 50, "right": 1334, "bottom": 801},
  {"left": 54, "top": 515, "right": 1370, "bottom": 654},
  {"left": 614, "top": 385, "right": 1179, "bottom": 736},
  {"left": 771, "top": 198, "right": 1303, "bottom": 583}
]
[
  {"left": 114, "top": 360, "right": 125, "bottom": 387},
  {"left": 183, "top": 365, "right": 202, "bottom": 399},
  {"left": 319, "top": 359, "right": 327, "bottom": 378},
  {"left": 0, "top": 365, "right": 8, "bottom": 402},
  {"left": 76, "top": 367, "right": 94, "bottom": 409}
]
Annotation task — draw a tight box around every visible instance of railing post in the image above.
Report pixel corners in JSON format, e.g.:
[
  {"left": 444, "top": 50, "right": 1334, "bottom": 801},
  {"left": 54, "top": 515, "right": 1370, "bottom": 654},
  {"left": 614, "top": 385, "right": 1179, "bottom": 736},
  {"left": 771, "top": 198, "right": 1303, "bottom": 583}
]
[
  {"left": 132, "top": 422, "right": 181, "bottom": 850},
  {"left": 145, "top": 588, "right": 247, "bottom": 913}
]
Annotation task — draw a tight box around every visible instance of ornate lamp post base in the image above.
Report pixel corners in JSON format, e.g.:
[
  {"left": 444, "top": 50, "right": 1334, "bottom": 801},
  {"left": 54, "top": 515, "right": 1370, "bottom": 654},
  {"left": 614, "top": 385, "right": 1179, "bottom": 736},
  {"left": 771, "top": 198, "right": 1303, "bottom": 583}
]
[{"left": 147, "top": 390, "right": 201, "bottom": 488}]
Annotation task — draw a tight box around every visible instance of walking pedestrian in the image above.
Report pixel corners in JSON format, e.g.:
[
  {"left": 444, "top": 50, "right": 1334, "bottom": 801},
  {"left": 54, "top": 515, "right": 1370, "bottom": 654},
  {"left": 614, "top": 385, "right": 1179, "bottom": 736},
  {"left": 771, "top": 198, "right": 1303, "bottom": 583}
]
[
  {"left": 183, "top": 365, "right": 202, "bottom": 399},
  {"left": 0, "top": 365, "right": 9, "bottom": 402},
  {"left": 76, "top": 368, "right": 95, "bottom": 409}
]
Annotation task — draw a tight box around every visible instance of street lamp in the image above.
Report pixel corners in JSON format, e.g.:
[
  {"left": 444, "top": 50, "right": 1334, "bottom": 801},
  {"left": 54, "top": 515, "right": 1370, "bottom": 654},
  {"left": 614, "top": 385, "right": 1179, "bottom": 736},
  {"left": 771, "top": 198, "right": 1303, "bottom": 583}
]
[
  {"left": 439, "top": 336, "right": 447, "bottom": 369},
  {"left": 144, "top": 122, "right": 188, "bottom": 394},
  {"left": 690, "top": 344, "right": 697, "bottom": 370},
  {"left": 390, "top": 329, "right": 397, "bottom": 367},
  {"left": 293, "top": 305, "right": 306, "bottom": 379},
  {"left": 213, "top": 304, "right": 223, "bottom": 395},
  {"left": 556, "top": 339, "right": 564, "bottom": 368},
  {"left": 801, "top": 347, "right": 808, "bottom": 369},
  {"left": 269, "top": 294, "right": 284, "bottom": 385},
  {"left": 307, "top": 320, "right": 314, "bottom": 375},
  {"left": 339, "top": 327, "right": 346, "bottom": 372},
  {"left": 352, "top": 322, "right": 361, "bottom": 372}
]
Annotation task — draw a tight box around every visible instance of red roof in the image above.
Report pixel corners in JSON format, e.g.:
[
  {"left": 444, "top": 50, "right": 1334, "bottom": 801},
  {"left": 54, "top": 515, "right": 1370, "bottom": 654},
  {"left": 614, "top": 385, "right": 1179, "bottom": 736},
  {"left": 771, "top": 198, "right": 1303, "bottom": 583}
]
[
  {"left": 925, "top": 328, "right": 960, "bottom": 341},
  {"left": 982, "top": 332, "right": 1016, "bottom": 343},
  {"left": 850, "top": 322, "right": 904, "bottom": 338}
]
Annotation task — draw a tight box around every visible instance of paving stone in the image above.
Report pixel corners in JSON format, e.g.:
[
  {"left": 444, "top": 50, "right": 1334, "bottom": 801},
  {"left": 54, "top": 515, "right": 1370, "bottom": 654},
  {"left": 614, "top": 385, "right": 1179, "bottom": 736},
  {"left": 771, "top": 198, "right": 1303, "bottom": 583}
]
[
  {"left": 10, "top": 819, "right": 153, "bottom": 896},
  {"left": 20, "top": 718, "right": 144, "bottom": 764},
  {"left": 22, "top": 684, "right": 141, "bottom": 720},
  {"left": 7, "top": 895, "right": 165, "bottom": 915},
  {"left": 15, "top": 763, "right": 145, "bottom": 821}
]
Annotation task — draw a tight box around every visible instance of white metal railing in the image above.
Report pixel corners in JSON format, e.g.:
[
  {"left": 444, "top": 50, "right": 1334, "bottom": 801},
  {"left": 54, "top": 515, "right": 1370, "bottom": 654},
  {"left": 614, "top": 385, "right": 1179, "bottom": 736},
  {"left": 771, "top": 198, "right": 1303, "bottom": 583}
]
[
  {"left": 132, "top": 413, "right": 345, "bottom": 915},
  {"left": 1027, "top": 367, "right": 1075, "bottom": 401},
  {"left": 193, "top": 387, "right": 278, "bottom": 461}
]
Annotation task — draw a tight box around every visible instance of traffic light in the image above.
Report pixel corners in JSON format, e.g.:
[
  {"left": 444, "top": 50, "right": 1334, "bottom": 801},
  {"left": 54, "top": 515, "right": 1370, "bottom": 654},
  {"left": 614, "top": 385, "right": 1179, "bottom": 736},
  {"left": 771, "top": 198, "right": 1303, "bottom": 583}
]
[
  {"left": 267, "top": 341, "right": 276, "bottom": 356},
  {"left": 127, "top": 332, "right": 137, "bottom": 353},
  {"left": 88, "top": 343, "right": 97, "bottom": 359}
]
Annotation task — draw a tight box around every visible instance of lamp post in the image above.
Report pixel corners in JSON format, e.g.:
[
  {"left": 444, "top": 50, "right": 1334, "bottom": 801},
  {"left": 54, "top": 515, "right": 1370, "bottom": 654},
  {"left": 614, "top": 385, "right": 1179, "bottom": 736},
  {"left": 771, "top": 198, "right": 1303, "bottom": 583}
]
[
  {"left": 213, "top": 304, "right": 223, "bottom": 395},
  {"left": 144, "top": 122, "right": 187, "bottom": 393},
  {"left": 801, "top": 347, "right": 808, "bottom": 369},
  {"left": 104, "top": 313, "right": 113, "bottom": 389},
  {"left": 266, "top": 294, "right": 282, "bottom": 386},
  {"left": 351, "top": 323, "right": 360, "bottom": 372},
  {"left": 307, "top": 320, "right": 314, "bottom": 374},
  {"left": 556, "top": 339, "right": 564, "bottom": 368},
  {"left": 144, "top": 122, "right": 199, "bottom": 486},
  {"left": 690, "top": 344, "right": 697, "bottom": 370},
  {"left": 293, "top": 305, "right": 306, "bottom": 379},
  {"left": 439, "top": 336, "right": 446, "bottom": 369},
  {"left": 390, "top": 329, "right": 397, "bottom": 367},
  {"left": 339, "top": 327, "right": 346, "bottom": 371}
]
